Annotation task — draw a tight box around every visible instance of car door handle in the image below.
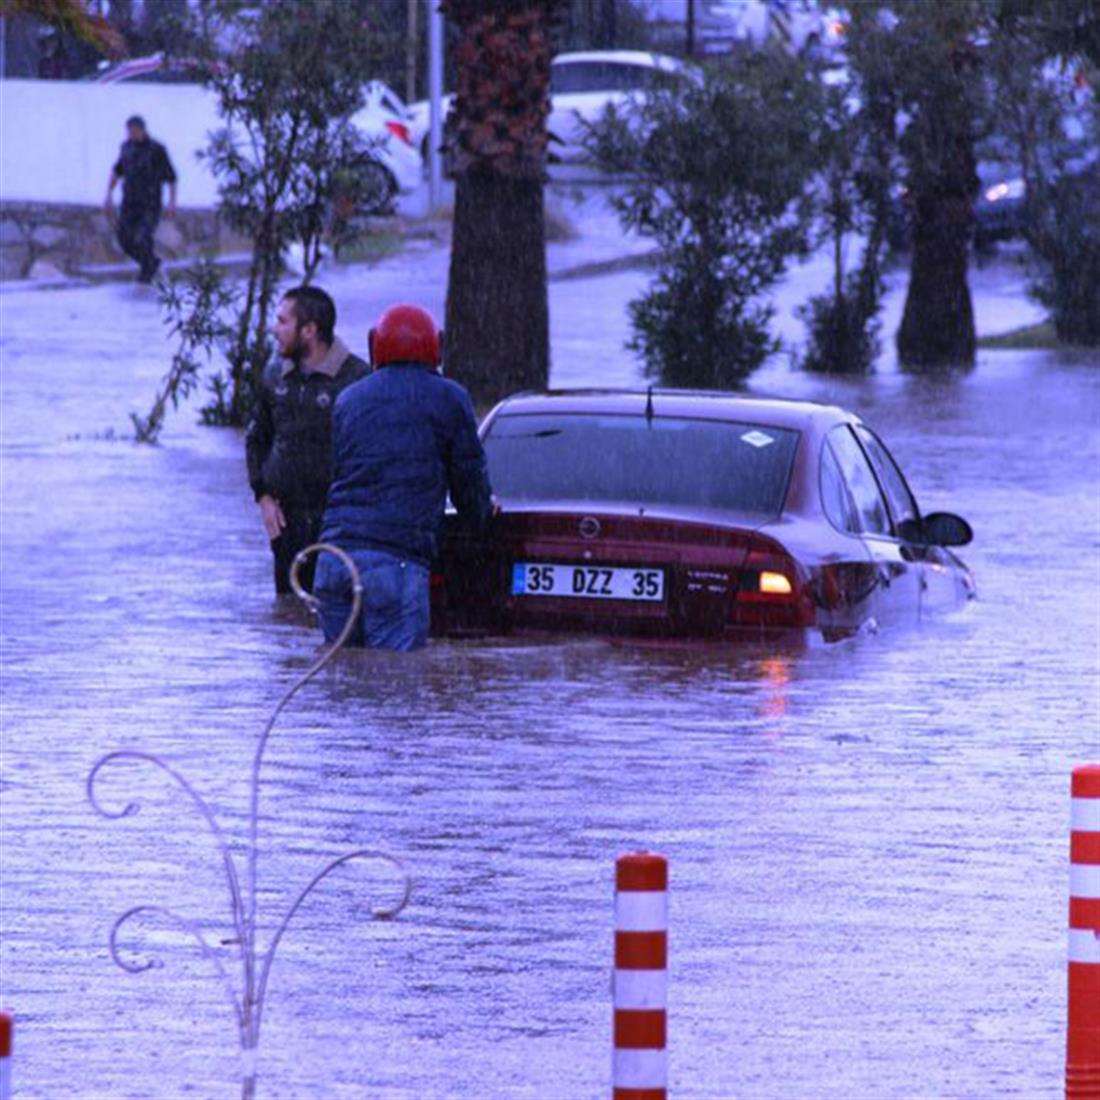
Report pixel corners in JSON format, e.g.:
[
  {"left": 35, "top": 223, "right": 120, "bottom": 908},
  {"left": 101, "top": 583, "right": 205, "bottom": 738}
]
[{"left": 878, "top": 570, "right": 892, "bottom": 588}]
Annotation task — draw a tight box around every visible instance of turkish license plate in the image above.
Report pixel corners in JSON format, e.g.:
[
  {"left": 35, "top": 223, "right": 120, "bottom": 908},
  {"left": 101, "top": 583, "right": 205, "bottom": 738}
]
[{"left": 512, "top": 562, "right": 665, "bottom": 602}]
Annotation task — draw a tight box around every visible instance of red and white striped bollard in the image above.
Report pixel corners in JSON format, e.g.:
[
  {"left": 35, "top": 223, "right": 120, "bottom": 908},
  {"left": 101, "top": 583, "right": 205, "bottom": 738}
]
[
  {"left": 0, "top": 1011, "right": 12, "bottom": 1100},
  {"left": 1068, "top": 764, "right": 1100, "bottom": 1099},
  {"left": 614, "top": 852, "right": 667, "bottom": 1100}
]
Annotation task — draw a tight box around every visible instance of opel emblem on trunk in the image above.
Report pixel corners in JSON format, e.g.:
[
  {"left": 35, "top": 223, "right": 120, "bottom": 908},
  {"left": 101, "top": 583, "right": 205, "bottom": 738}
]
[{"left": 579, "top": 516, "right": 601, "bottom": 540}]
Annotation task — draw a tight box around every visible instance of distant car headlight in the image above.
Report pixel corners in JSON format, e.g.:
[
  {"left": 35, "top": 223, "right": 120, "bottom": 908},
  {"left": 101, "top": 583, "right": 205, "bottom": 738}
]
[{"left": 983, "top": 180, "right": 1025, "bottom": 203}]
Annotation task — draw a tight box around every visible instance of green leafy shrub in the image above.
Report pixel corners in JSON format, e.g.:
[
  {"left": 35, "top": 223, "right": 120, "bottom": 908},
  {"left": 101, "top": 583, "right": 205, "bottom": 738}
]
[
  {"left": 798, "top": 12, "right": 903, "bottom": 377},
  {"left": 585, "top": 55, "right": 819, "bottom": 388},
  {"left": 144, "top": 0, "right": 386, "bottom": 428},
  {"left": 799, "top": 279, "right": 882, "bottom": 375},
  {"left": 1031, "top": 168, "right": 1100, "bottom": 347},
  {"left": 132, "top": 264, "right": 236, "bottom": 443}
]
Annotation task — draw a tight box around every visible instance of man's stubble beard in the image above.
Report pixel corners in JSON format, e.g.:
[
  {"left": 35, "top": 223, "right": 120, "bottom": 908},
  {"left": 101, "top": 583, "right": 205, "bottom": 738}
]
[{"left": 283, "top": 326, "right": 306, "bottom": 365}]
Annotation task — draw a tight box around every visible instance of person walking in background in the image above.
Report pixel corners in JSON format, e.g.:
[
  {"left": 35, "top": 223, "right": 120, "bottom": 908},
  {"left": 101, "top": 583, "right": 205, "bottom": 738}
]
[
  {"left": 246, "top": 286, "right": 369, "bottom": 596},
  {"left": 104, "top": 115, "right": 177, "bottom": 283},
  {"left": 316, "top": 304, "right": 494, "bottom": 652}
]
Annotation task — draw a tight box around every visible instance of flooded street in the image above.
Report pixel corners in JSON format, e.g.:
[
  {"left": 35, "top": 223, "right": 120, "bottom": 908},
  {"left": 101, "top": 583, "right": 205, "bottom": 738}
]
[{"left": 1, "top": 246, "right": 1098, "bottom": 1099}]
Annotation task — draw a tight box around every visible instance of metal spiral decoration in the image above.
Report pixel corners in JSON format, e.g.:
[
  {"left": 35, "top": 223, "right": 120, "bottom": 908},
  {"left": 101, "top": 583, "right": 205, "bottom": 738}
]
[{"left": 87, "top": 544, "right": 411, "bottom": 1100}]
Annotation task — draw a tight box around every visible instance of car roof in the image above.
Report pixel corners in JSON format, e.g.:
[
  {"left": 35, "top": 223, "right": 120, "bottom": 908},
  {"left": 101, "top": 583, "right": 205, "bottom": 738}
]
[
  {"left": 487, "top": 388, "right": 856, "bottom": 434},
  {"left": 553, "top": 50, "right": 687, "bottom": 74},
  {"left": 407, "top": 52, "right": 686, "bottom": 111}
]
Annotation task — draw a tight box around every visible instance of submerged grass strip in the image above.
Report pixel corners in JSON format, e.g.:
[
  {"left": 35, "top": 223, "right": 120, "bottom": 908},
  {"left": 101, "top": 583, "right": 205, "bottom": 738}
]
[{"left": 978, "top": 320, "right": 1060, "bottom": 349}]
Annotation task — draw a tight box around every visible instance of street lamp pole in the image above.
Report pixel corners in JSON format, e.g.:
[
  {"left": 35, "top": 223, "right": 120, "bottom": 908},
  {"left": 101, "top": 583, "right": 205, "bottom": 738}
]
[{"left": 428, "top": 1, "right": 444, "bottom": 213}]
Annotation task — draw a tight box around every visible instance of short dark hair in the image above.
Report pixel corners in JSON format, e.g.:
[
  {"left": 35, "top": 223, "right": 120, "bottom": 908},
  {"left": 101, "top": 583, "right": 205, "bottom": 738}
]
[
  {"left": 283, "top": 286, "right": 336, "bottom": 345},
  {"left": 125, "top": 115, "right": 146, "bottom": 130}
]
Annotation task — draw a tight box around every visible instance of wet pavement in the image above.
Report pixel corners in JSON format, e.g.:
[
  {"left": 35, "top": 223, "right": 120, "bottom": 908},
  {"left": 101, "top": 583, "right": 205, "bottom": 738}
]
[{"left": 1, "top": 229, "right": 1098, "bottom": 1098}]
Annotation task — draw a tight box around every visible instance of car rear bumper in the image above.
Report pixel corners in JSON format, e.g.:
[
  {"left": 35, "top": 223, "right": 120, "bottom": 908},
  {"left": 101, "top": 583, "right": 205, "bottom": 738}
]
[
  {"left": 429, "top": 613, "right": 834, "bottom": 652},
  {"left": 431, "top": 584, "right": 829, "bottom": 643}
]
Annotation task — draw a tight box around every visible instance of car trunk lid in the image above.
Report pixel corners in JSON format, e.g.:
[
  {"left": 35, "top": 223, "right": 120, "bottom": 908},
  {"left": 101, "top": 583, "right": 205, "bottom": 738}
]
[{"left": 438, "top": 502, "right": 774, "bottom": 637}]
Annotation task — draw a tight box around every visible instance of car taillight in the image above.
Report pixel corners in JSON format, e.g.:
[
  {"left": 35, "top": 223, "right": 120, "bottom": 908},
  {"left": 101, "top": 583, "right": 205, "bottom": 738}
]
[
  {"left": 731, "top": 550, "right": 814, "bottom": 628},
  {"left": 385, "top": 120, "right": 413, "bottom": 146},
  {"left": 758, "top": 570, "right": 792, "bottom": 595}
]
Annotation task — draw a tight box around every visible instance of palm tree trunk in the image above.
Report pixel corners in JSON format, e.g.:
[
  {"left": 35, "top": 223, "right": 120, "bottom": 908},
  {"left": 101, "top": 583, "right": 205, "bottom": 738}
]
[{"left": 442, "top": 0, "right": 559, "bottom": 407}]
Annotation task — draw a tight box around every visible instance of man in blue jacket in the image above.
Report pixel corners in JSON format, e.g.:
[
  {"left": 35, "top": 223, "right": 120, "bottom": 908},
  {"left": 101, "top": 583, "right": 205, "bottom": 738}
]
[{"left": 316, "top": 304, "right": 494, "bottom": 651}]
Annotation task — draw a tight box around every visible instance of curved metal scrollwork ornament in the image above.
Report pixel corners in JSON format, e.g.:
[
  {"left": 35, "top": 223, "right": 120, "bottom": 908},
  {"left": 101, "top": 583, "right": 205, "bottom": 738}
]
[{"left": 87, "top": 545, "right": 410, "bottom": 1099}]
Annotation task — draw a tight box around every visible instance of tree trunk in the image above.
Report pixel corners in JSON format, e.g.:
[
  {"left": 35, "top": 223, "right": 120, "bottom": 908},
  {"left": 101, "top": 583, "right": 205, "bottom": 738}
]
[
  {"left": 896, "top": 171, "right": 977, "bottom": 370},
  {"left": 447, "top": 169, "right": 548, "bottom": 403},
  {"left": 895, "top": 6, "right": 979, "bottom": 371},
  {"left": 442, "top": 0, "right": 557, "bottom": 407}
]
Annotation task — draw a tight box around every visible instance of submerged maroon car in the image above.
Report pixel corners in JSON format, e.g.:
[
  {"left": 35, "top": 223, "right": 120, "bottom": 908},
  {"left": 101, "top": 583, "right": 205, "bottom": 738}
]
[{"left": 433, "top": 390, "right": 975, "bottom": 642}]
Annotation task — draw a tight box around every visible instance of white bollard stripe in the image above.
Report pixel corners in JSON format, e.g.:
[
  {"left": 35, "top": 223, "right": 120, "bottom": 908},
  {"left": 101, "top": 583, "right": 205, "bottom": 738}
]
[
  {"left": 1069, "top": 927, "right": 1100, "bottom": 964},
  {"left": 615, "top": 891, "right": 668, "bottom": 932},
  {"left": 1072, "top": 797, "right": 1100, "bottom": 832},
  {"left": 614, "top": 968, "right": 668, "bottom": 1010},
  {"left": 613, "top": 1048, "right": 667, "bottom": 1090},
  {"left": 1070, "top": 863, "right": 1100, "bottom": 899}
]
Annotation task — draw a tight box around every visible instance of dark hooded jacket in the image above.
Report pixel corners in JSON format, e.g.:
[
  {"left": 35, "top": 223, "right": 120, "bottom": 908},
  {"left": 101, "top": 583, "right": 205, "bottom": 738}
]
[
  {"left": 320, "top": 362, "right": 493, "bottom": 566},
  {"left": 245, "top": 337, "right": 368, "bottom": 512}
]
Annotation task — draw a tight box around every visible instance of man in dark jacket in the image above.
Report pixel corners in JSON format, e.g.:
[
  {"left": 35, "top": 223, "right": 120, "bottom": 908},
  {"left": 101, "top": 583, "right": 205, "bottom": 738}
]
[
  {"left": 245, "top": 286, "right": 368, "bottom": 595},
  {"left": 104, "top": 116, "right": 177, "bottom": 283},
  {"left": 317, "top": 303, "right": 493, "bottom": 651}
]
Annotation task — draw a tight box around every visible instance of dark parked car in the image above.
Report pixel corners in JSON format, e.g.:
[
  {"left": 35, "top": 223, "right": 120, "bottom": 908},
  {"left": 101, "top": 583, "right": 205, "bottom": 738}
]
[
  {"left": 434, "top": 390, "right": 975, "bottom": 643},
  {"left": 973, "top": 176, "right": 1028, "bottom": 245},
  {"left": 887, "top": 169, "right": 1028, "bottom": 252}
]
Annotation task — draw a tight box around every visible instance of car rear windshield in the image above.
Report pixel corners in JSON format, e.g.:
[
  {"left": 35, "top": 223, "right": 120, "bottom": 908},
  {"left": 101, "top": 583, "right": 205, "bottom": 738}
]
[{"left": 483, "top": 413, "right": 799, "bottom": 517}]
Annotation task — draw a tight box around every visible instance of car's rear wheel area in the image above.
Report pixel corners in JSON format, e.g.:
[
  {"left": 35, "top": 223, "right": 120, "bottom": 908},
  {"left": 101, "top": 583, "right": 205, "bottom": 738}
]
[{"left": 335, "top": 156, "right": 397, "bottom": 219}]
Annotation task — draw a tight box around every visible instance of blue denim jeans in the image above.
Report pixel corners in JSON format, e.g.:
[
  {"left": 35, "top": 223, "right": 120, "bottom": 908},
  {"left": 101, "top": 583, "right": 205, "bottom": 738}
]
[{"left": 315, "top": 548, "right": 430, "bottom": 652}]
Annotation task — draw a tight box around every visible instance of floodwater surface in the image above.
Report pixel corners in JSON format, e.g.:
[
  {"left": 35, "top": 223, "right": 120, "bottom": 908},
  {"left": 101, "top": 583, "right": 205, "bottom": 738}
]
[{"left": 1, "top": 265, "right": 1098, "bottom": 1099}]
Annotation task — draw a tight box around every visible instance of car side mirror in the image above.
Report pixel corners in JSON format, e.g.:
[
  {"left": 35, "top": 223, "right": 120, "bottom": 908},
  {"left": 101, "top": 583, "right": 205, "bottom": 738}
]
[{"left": 901, "top": 512, "right": 973, "bottom": 547}]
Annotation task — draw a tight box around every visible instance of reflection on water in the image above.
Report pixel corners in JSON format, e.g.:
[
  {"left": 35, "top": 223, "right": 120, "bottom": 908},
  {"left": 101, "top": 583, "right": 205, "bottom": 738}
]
[
  {"left": 1, "top": 310, "right": 1098, "bottom": 1097},
  {"left": 757, "top": 655, "right": 793, "bottom": 726}
]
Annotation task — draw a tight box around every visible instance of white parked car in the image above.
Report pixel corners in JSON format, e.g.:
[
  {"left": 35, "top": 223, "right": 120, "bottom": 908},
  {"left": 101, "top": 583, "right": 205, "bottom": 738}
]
[
  {"left": 548, "top": 50, "right": 693, "bottom": 160},
  {"left": 93, "top": 57, "right": 422, "bottom": 199},
  {"left": 349, "top": 80, "right": 423, "bottom": 197},
  {"left": 407, "top": 49, "right": 693, "bottom": 168}
]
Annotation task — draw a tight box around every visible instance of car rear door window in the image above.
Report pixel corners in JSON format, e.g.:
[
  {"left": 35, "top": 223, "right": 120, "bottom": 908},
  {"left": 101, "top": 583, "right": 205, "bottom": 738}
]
[
  {"left": 827, "top": 426, "right": 891, "bottom": 535},
  {"left": 855, "top": 426, "right": 920, "bottom": 529},
  {"left": 484, "top": 413, "right": 800, "bottom": 517},
  {"left": 820, "top": 439, "right": 860, "bottom": 534}
]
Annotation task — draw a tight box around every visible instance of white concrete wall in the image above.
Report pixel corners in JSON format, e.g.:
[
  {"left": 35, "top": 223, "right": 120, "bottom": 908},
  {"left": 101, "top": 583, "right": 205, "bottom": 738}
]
[{"left": 0, "top": 78, "right": 222, "bottom": 208}]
